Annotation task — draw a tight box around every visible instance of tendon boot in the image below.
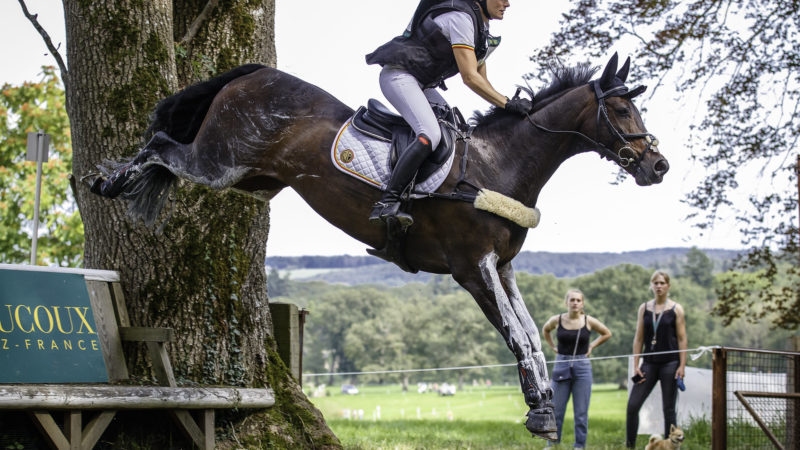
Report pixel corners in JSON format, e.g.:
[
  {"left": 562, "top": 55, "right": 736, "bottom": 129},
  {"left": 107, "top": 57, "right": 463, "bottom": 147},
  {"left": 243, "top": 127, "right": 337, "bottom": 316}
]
[
  {"left": 90, "top": 149, "right": 153, "bottom": 198},
  {"left": 90, "top": 161, "right": 137, "bottom": 198},
  {"left": 368, "top": 134, "right": 432, "bottom": 227},
  {"left": 518, "top": 361, "right": 558, "bottom": 441}
]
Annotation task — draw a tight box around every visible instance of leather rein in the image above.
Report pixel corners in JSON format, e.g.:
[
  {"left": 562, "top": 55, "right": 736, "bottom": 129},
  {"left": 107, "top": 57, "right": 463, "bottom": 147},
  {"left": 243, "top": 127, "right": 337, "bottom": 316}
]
[{"left": 525, "top": 81, "right": 660, "bottom": 171}]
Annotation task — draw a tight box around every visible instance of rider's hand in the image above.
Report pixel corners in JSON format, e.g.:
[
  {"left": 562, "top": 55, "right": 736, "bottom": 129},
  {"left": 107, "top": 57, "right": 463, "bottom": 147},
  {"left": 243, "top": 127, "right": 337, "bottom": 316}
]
[{"left": 505, "top": 97, "right": 533, "bottom": 116}]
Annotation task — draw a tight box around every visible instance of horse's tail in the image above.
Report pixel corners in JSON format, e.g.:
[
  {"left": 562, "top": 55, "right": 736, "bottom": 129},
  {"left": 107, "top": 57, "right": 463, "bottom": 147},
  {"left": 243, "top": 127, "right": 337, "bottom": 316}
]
[
  {"left": 146, "top": 63, "right": 267, "bottom": 143},
  {"left": 122, "top": 162, "right": 175, "bottom": 227}
]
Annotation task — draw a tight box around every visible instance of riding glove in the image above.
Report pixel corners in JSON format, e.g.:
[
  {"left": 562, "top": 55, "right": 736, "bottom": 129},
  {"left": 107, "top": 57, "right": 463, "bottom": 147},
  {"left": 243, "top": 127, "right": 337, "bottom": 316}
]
[{"left": 505, "top": 97, "right": 533, "bottom": 116}]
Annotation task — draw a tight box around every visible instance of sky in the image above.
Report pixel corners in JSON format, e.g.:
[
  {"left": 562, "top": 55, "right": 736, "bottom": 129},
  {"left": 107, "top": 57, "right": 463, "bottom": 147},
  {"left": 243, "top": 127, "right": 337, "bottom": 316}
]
[{"left": 0, "top": 1, "right": 746, "bottom": 257}]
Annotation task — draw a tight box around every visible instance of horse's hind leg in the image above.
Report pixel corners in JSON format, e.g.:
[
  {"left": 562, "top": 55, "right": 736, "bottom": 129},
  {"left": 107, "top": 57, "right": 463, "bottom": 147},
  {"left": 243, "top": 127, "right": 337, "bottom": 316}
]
[
  {"left": 90, "top": 132, "right": 188, "bottom": 199},
  {"left": 453, "top": 252, "right": 557, "bottom": 440}
]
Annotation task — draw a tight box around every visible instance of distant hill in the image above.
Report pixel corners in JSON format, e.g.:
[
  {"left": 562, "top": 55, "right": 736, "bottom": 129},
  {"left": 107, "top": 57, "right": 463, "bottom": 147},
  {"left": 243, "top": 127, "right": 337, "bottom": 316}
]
[{"left": 266, "top": 248, "right": 742, "bottom": 286}]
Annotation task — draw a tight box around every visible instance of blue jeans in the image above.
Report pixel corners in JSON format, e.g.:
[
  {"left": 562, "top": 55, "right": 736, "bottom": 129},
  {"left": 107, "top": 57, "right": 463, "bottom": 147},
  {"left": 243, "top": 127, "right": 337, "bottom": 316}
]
[{"left": 551, "top": 354, "right": 592, "bottom": 447}]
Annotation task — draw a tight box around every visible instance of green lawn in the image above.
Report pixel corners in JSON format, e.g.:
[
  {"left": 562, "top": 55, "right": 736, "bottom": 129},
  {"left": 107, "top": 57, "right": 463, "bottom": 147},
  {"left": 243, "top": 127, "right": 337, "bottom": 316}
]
[{"left": 308, "top": 383, "right": 711, "bottom": 449}]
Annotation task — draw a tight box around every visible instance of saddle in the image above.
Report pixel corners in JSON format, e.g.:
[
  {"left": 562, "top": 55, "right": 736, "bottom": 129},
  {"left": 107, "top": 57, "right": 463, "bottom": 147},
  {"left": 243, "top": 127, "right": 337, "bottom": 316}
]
[{"left": 351, "top": 98, "right": 467, "bottom": 183}]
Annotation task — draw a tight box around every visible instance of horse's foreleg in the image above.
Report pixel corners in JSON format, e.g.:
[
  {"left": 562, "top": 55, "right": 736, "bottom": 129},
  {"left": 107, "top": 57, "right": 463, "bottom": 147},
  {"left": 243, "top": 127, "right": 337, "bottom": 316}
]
[
  {"left": 455, "top": 252, "right": 557, "bottom": 440},
  {"left": 497, "top": 262, "right": 557, "bottom": 435}
]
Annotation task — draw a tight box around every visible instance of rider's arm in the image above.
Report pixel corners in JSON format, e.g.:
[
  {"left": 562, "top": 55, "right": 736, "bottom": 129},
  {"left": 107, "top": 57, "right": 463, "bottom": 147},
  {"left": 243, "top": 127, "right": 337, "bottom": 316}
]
[{"left": 453, "top": 46, "right": 507, "bottom": 108}]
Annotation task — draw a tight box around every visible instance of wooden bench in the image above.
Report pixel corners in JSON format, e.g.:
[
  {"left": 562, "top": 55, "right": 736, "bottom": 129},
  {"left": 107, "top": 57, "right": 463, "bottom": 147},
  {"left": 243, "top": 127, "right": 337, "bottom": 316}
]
[{"left": 0, "top": 264, "right": 274, "bottom": 450}]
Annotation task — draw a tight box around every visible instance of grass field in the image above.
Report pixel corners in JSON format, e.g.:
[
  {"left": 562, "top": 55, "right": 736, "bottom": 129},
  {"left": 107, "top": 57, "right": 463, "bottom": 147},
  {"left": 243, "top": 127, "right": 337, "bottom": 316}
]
[{"left": 308, "top": 383, "right": 712, "bottom": 449}]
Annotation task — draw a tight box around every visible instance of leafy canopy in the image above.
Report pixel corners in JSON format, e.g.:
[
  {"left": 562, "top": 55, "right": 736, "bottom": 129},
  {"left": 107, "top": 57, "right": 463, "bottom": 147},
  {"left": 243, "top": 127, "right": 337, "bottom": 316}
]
[
  {"left": 0, "top": 67, "right": 82, "bottom": 266},
  {"left": 535, "top": 0, "right": 800, "bottom": 329}
]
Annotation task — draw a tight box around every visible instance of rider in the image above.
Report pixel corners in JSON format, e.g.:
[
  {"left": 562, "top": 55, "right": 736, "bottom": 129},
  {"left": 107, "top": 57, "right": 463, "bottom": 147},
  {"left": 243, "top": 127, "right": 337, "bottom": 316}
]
[{"left": 366, "top": 0, "right": 532, "bottom": 226}]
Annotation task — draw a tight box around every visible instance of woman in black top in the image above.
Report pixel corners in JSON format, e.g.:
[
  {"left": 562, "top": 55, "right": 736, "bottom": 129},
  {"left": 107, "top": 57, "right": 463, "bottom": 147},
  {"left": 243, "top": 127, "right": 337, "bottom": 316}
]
[
  {"left": 543, "top": 289, "right": 611, "bottom": 448},
  {"left": 626, "top": 270, "right": 688, "bottom": 448}
]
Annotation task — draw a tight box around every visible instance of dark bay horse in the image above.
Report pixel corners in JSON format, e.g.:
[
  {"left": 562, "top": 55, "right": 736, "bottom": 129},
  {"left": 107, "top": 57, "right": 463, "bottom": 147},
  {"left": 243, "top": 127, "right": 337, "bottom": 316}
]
[{"left": 90, "top": 53, "right": 668, "bottom": 440}]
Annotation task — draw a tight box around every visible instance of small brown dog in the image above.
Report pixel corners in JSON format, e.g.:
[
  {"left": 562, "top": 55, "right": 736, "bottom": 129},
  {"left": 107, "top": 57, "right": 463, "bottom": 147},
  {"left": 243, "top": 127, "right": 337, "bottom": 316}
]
[{"left": 645, "top": 424, "right": 685, "bottom": 449}]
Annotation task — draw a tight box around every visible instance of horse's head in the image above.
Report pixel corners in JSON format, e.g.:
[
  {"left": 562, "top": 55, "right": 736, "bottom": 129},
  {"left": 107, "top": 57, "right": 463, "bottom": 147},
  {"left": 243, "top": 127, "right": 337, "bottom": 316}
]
[{"left": 586, "top": 53, "right": 669, "bottom": 186}]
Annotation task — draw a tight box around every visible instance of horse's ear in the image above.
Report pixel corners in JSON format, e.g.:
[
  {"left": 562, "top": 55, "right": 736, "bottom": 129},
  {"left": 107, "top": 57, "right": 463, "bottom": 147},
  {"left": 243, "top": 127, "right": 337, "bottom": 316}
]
[
  {"left": 599, "top": 52, "right": 619, "bottom": 89},
  {"left": 616, "top": 57, "right": 631, "bottom": 83}
]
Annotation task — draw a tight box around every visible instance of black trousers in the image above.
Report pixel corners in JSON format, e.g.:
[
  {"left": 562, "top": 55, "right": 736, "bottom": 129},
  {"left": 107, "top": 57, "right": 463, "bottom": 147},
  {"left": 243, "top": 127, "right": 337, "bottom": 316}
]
[{"left": 625, "top": 359, "right": 679, "bottom": 448}]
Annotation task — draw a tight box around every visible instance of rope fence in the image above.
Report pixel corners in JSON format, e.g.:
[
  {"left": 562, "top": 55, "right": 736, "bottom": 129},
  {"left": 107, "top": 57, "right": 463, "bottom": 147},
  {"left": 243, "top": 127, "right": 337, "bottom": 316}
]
[
  {"left": 301, "top": 344, "right": 800, "bottom": 448},
  {"left": 301, "top": 346, "right": 715, "bottom": 378}
]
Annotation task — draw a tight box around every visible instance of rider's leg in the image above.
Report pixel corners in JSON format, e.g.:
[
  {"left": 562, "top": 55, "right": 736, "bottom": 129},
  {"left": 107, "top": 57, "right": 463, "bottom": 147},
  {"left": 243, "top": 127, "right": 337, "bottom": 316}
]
[
  {"left": 369, "top": 67, "right": 440, "bottom": 226},
  {"left": 379, "top": 67, "right": 442, "bottom": 148},
  {"left": 368, "top": 134, "right": 431, "bottom": 226}
]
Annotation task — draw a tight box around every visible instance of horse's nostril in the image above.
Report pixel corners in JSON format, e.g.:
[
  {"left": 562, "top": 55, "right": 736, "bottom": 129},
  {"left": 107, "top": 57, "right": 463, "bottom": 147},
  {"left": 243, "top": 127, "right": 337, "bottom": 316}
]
[{"left": 655, "top": 158, "right": 670, "bottom": 174}]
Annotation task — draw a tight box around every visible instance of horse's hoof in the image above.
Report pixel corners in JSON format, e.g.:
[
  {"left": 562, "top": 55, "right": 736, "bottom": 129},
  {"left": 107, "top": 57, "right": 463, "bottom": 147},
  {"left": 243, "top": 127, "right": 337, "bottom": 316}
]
[
  {"left": 89, "top": 177, "right": 106, "bottom": 196},
  {"left": 524, "top": 408, "right": 557, "bottom": 440}
]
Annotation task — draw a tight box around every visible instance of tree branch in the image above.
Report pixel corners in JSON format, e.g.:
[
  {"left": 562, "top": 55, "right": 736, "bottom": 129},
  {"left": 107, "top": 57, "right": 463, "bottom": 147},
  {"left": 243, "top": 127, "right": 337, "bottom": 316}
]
[
  {"left": 179, "top": 0, "right": 220, "bottom": 48},
  {"left": 17, "top": 0, "right": 69, "bottom": 90}
]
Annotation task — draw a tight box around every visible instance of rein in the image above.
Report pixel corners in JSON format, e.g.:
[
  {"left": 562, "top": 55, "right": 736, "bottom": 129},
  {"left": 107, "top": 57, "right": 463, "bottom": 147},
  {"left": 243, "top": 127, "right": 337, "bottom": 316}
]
[{"left": 525, "top": 81, "right": 659, "bottom": 171}]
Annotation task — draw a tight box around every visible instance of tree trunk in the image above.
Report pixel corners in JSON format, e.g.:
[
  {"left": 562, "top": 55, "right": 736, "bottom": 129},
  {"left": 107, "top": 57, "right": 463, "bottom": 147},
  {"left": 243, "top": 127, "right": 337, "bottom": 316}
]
[{"left": 63, "top": 0, "right": 338, "bottom": 446}]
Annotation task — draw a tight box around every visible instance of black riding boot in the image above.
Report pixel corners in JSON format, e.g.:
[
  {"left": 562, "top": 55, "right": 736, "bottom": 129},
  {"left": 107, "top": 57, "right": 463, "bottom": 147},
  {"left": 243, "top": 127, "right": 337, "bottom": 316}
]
[{"left": 368, "top": 134, "right": 432, "bottom": 227}]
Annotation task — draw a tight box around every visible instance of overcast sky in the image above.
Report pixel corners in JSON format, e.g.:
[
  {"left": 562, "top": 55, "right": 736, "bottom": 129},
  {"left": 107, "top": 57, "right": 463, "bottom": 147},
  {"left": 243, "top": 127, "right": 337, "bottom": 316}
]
[{"left": 1, "top": 1, "right": 747, "bottom": 257}]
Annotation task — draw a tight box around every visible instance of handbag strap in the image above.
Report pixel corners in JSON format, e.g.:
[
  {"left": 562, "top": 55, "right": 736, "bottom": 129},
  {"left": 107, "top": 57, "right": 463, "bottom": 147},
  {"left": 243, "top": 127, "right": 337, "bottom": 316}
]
[{"left": 568, "top": 314, "right": 584, "bottom": 367}]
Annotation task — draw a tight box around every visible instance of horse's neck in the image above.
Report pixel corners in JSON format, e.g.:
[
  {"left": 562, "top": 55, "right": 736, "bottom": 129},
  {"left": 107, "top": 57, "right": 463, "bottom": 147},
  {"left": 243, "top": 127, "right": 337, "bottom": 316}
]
[{"left": 481, "top": 86, "right": 595, "bottom": 207}]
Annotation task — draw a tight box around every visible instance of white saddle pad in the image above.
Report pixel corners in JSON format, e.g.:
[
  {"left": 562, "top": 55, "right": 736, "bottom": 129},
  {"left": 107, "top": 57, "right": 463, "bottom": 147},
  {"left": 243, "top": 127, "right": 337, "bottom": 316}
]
[{"left": 330, "top": 117, "right": 455, "bottom": 195}]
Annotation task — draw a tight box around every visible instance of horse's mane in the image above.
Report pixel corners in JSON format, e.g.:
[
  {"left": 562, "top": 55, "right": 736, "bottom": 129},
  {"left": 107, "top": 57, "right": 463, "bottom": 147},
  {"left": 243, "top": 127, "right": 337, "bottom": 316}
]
[
  {"left": 146, "top": 64, "right": 267, "bottom": 143},
  {"left": 470, "top": 62, "right": 598, "bottom": 127}
]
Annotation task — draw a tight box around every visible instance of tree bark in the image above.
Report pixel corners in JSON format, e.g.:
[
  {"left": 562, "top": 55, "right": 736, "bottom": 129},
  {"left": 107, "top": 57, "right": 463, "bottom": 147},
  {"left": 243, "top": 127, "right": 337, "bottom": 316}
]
[{"left": 61, "top": 0, "right": 338, "bottom": 446}]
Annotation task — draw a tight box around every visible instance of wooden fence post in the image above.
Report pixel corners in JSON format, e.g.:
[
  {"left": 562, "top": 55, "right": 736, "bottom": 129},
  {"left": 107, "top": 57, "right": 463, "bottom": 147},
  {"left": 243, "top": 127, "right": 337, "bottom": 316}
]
[
  {"left": 269, "top": 302, "right": 305, "bottom": 381},
  {"left": 788, "top": 336, "right": 800, "bottom": 450},
  {"left": 712, "top": 347, "right": 727, "bottom": 450}
]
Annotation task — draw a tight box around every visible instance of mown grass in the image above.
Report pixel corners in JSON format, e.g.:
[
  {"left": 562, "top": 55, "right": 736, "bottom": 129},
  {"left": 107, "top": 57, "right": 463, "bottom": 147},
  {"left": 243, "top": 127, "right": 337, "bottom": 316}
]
[{"left": 309, "top": 383, "right": 713, "bottom": 449}]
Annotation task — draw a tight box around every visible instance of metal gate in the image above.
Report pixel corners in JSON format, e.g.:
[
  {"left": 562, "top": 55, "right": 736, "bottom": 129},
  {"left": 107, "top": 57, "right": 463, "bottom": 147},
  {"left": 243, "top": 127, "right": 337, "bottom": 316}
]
[{"left": 712, "top": 345, "right": 800, "bottom": 450}]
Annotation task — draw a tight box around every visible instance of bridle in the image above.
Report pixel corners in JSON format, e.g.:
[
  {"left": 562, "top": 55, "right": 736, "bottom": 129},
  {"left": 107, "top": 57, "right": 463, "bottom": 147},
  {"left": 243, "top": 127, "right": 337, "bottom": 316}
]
[{"left": 524, "top": 81, "right": 660, "bottom": 171}]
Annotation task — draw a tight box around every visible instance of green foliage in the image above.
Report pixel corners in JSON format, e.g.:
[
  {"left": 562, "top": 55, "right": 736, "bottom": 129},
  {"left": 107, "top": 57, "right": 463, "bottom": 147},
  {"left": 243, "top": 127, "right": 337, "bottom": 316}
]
[
  {"left": 289, "top": 254, "right": 796, "bottom": 384},
  {"left": 0, "top": 67, "right": 82, "bottom": 266},
  {"left": 534, "top": 0, "right": 800, "bottom": 329}
]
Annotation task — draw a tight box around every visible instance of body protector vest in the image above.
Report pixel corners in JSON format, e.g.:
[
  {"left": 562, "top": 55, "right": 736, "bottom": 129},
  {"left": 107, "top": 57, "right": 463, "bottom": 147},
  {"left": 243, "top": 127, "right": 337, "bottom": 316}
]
[{"left": 366, "top": 0, "right": 492, "bottom": 89}]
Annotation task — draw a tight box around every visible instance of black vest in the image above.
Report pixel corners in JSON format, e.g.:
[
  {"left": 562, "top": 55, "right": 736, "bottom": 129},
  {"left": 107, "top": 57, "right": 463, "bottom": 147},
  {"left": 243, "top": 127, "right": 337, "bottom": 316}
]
[{"left": 366, "top": 0, "right": 490, "bottom": 89}]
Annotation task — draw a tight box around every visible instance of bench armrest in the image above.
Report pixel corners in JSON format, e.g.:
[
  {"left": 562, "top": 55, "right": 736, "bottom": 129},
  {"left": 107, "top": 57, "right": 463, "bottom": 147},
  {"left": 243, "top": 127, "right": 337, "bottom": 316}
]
[{"left": 119, "top": 326, "right": 175, "bottom": 343}]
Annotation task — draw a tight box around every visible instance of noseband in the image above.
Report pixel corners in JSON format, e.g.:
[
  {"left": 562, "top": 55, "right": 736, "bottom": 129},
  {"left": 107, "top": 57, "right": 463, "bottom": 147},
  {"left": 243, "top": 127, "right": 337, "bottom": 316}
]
[{"left": 524, "top": 82, "right": 659, "bottom": 171}]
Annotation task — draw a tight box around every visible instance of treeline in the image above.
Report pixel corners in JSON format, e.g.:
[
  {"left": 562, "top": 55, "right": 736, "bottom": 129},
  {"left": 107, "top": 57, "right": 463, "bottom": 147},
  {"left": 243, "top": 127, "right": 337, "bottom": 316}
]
[
  {"left": 271, "top": 249, "right": 795, "bottom": 388},
  {"left": 266, "top": 247, "right": 741, "bottom": 286}
]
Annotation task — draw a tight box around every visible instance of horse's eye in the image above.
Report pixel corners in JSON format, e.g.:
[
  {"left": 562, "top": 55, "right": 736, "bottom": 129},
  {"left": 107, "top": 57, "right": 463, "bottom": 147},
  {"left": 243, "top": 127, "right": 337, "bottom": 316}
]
[{"left": 615, "top": 107, "right": 631, "bottom": 116}]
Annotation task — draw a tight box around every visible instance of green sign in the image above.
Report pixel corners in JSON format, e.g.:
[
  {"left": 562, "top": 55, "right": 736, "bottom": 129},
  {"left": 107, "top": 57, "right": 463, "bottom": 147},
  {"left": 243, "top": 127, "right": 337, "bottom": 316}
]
[{"left": 0, "top": 269, "right": 108, "bottom": 383}]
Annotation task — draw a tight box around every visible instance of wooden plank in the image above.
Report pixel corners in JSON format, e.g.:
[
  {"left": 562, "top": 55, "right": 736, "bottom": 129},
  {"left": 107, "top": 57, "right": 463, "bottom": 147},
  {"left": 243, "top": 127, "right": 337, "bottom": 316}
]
[
  {"left": 0, "top": 385, "right": 275, "bottom": 410},
  {"left": 64, "top": 410, "right": 81, "bottom": 450},
  {"left": 29, "top": 411, "right": 70, "bottom": 450},
  {"left": 110, "top": 281, "right": 131, "bottom": 327},
  {"left": 81, "top": 411, "right": 117, "bottom": 450},
  {"left": 85, "top": 280, "right": 128, "bottom": 381},
  {"left": 146, "top": 341, "right": 177, "bottom": 387},
  {"left": 171, "top": 410, "right": 207, "bottom": 449},
  {"left": 203, "top": 409, "right": 215, "bottom": 450},
  {"left": 119, "top": 326, "right": 175, "bottom": 343}
]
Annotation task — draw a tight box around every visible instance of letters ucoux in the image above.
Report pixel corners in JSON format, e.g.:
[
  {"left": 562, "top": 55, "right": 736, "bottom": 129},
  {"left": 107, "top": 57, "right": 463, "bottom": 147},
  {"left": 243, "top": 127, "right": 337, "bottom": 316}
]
[{"left": 0, "top": 304, "right": 99, "bottom": 353}]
